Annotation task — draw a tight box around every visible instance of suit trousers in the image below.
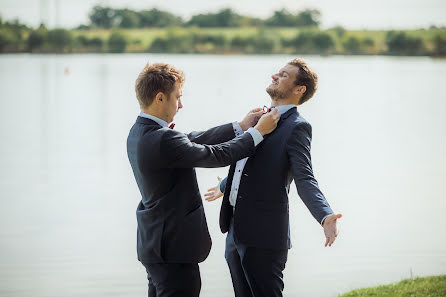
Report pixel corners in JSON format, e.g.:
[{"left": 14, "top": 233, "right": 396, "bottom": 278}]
[
  {"left": 225, "top": 217, "right": 288, "bottom": 297},
  {"left": 142, "top": 262, "right": 201, "bottom": 297}
]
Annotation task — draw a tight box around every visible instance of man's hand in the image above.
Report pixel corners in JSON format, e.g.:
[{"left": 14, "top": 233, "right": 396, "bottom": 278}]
[
  {"left": 238, "top": 108, "right": 264, "bottom": 131},
  {"left": 323, "top": 213, "right": 342, "bottom": 247},
  {"left": 204, "top": 177, "right": 224, "bottom": 202},
  {"left": 254, "top": 109, "right": 280, "bottom": 136}
]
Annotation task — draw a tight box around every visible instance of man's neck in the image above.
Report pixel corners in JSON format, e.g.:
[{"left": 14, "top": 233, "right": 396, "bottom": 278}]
[
  {"left": 141, "top": 108, "right": 166, "bottom": 122},
  {"left": 270, "top": 98, "right": 299, "bottom": 107}
]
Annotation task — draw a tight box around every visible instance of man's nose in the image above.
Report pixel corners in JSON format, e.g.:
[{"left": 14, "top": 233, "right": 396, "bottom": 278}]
[
  {"left": 178, "top": 100, "right": 183, "bottom": 109},
  {"left": 272, "top": 74, "right": 278, "bottom": 80}
]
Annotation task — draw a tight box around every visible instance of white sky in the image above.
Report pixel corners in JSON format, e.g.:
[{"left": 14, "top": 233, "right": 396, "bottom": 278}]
[{"left": 0, "top": 0, "right": 445, "bottom": 29}]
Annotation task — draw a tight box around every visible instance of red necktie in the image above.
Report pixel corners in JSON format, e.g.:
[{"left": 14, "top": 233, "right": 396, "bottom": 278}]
[{"left": 169, "top": 123, "right": 175, "bottom": 129}]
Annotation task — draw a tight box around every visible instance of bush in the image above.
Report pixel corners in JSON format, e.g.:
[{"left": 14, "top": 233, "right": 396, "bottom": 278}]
[
  {"left": 386, "top": 31, "right": 425, "bottom": 55},
  {"left": 433, "top": 34, "right": 446, "bottom": 56},
  {"left": 108, "top": 31, "right": 127, "bottom": 53},
  {"left": 27, "top": 28, "right": 47, "bottom": 52},
  {"left": 48, "top": 28, "right": 72, "bottom": 52},
  {"left": 343, "top": 36, "right": 361, "bottom": 54},
  {"left": 149, "top": 31, "right": 193, "bottom": 53},
  {"left": 282, "top": 31, "right": 335, "bottom": 54},
  {"left": 193, "top": 34, "right": 227, "bottom": 47},
  {"left": 252, "top": 34, "right": 275, "bottom": 54}
]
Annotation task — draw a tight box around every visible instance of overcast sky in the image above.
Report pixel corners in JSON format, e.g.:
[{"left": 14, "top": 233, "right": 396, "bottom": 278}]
[{"left": 0, "top": 0, "right": 445, "bottom": 29}]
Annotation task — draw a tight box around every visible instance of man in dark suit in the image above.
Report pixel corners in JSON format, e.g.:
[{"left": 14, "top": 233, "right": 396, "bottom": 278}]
[
  {"left": 205, "top": 59, "right": 342, "bottom": 297},
  {"left": 126, "top": 62, "right": 280, "bottom": 297}
]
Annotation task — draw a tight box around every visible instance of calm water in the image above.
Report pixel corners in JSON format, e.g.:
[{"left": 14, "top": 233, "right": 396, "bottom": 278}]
[{"left": 1, "top": 54, "right": 446, "bottom": 297}]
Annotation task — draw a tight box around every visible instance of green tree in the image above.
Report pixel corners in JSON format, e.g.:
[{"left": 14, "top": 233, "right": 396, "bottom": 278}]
[
  {"left": 312, "top": 32, "right": 335, "bottom": 52},
  {"left": 331, "top": 25, "right": 346, "bottom": 37},
  {"left": 230, "top": 36, "right": 254, "bottom": 51},
  {"left": 386, "top": 31, "right": 425, "bottom": 55},
  {"left": 265, "top": 9, "right": 320, "bottom": 27},
  {"left": 89, "top": 6, "right": 115, "bottom": 28},
  {"left": 295, "top": 9, "right": 321, "bottom": 27},
  {"left": 187, "top": 8, "right": 241, "bottom": 27},
  {"left": 433, "top": 34, "right": 446, "bottom": 56},
  {"left": 47, "top": 28, "right": 72, "bottom": 52},
  {"left": 139, "top": 9, "right": 183, "bottom": 27},
  {"left": 149, "top": 29, "right": 193, "bottom": 53},
  {"left": 108, "top": 31, "right": 127, "bottom": 53},
  {"left": 265, "top": 9, "right": 296, "bottom": 26},
  {"left": 115, "top": 9, "right": 140, "bottom": 28},
  {"left": 281, "top": 31, "right": 334, "bottom": 54},
  {"left": 27, "top": 25, "right": 47, "bottom": 52},
  {"left": 343, "top": 36, "right": 361, "bottom": 54},
  {"left": 252, "top": 33, "right": 275, "bottom": 54},
  {"left": 88, "top": 37, "right": 103, "bottom": 50}
]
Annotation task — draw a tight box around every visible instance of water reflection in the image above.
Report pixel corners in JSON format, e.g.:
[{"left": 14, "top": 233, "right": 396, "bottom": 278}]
[{"left": 0, "top": 54, "right": 445, "bottom": 297}]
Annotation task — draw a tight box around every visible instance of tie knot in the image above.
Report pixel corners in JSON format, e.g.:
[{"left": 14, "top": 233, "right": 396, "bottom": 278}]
[{"left": 168, "top": 123, "right": 175, "bottom": 129}]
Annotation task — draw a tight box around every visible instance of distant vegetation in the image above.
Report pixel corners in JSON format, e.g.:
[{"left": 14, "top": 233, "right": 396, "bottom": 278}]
[
  {"left": 0, "top": 8, "right": 445, "bottom": 56},
  {"left": 339, "top": 275, "right": 446, "bottom": 297}
]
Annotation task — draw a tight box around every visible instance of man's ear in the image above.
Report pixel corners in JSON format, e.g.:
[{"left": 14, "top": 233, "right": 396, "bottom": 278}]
[
  {"left": 154, "top": 92, "right": 166, "bottom": 104},
  {"left": 294, "top": 85, "right": 306, "bottom": 95}
]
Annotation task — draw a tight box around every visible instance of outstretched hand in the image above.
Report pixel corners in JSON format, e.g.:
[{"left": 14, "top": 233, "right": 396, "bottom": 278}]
[
  {"left": 323, "top": 213, "right": 342, "bottom": 247},
  {"left": 204, "top": 177, "right": 223, "bottom": 202}
]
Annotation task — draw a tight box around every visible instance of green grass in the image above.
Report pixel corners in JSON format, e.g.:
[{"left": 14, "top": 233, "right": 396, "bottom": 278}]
[
  {"left": 72, "top": 27, "right": 446, "bottom": 53},
  {"left": 339, "top": 275, "right": 446, "bottom": 297}
]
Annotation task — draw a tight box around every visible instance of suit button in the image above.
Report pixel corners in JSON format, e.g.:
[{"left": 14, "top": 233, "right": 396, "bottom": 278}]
[{"left": 238, "top": 195, "right": 242, "bottom": 199}]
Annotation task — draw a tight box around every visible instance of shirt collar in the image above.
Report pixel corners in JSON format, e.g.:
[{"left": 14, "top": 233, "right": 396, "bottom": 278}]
[
  {"left": 139, "top": 112, "right": 168, "bottom": 127},
  {"left": 274, "top": 104, "right": 297, "bottom": 115}
]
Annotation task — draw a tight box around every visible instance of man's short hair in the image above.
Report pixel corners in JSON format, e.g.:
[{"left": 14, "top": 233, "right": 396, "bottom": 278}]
[
  {"left": 135, "top": 63, "right": 185, "bottom": 108},
  {"left": 288, "top": 59, "right": 318, "bottom": 105}
]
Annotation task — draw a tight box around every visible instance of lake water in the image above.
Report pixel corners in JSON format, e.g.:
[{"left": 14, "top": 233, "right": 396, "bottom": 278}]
[{"left": 1, "top": 54, "right": 446, "bottom": 297}]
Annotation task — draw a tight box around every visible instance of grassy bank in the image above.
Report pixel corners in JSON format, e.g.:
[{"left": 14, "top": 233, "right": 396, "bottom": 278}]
[
  {"left": 339, "top": 275, "right": 446, "bottom": 297},
  {"left": 71, "top": 27, "right": 446, "bottom": 55},
  {"left": 2, "top": 23, "right": 446, "bottom": 56}
]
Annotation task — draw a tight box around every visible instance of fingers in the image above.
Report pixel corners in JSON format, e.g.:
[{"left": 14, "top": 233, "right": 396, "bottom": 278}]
[
  {"left": 205, "top": 196, "right": 218, "bottom": 202},
  {"left": 217, "top": 176, "right": 222, "bottom": 181},
  {"left": 250, "top": 107, "right": 263, "bottom": 113},
  {"left": 325, "top": 236, "right": 329, "bottom": 247}
]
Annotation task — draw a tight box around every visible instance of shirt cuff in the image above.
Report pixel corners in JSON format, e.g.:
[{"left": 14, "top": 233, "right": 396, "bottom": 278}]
[
  {"left": 232, "top": 122, "right": 244, "bottom": 137},
  {"left": 320, "top": 214, "right": 330, "bottom": 226},
  {"left": 246, "top": 127, "right": 263, "bottom": 146}
]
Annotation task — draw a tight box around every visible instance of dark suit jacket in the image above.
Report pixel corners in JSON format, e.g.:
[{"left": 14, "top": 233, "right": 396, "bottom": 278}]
[
  {"left": 127, "top": 116, "right": 256, "bottom": 264},
  {"left": 219, "top": 107, "right": 333, "bottom": 250}
]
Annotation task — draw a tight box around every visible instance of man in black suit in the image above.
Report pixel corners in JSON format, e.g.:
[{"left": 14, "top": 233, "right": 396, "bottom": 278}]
[
  {"left": 205, "top": 59, "right": 342, "bottom": 297},
  {"left": 126, "top": 62, "right": 280, "bottom": 297}
]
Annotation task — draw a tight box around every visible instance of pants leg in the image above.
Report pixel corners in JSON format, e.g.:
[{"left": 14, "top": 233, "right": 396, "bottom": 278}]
[
  {"left": 143, "top": 262, "right": 201, "bottom": 297},
  {"left": 226, "top": 218, "right": 288, "bottom": 297},
  {"left": 225, "top": 219, "right": 253, "bottom": 297},
  {"left": 143, "top": 264, "right": 157, "bottom": 297},
  {"left": 240, "top": 246, "right": 288, "bottom": 297}
]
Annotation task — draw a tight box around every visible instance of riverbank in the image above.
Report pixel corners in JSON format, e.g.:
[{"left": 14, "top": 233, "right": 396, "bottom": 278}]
[
  {"left": 339, "top": 275, "right": 446, "bottom": 297},
  {"left": 2, "top": 24, "right": 446, "bottom": 56}
]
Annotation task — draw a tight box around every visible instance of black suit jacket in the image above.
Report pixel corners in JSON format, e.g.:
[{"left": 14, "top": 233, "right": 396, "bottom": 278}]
[
  {"left": 219, "top": 107, "right": 333, "bottom": 250},
  {"left": 127, "top": 116, "right": 256, "bottom": 264}
]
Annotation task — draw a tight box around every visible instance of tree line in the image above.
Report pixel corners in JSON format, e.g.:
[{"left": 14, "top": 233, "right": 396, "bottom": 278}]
[
  {"left": 0, "top": 13, "right": 445, "bottom": 56},
  {"left": 83, "top": 7, "right": 321, "bottom": 29}
]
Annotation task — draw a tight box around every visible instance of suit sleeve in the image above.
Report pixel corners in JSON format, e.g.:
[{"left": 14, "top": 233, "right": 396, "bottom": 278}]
[
  {"left": 286, "top": 124, "right": 333, "bottom": 224},
  {"left": 219, "top": 176, "right": 228, "bottom": 193},
  {"left": 160, "top": 129, "right": 255, "bottom": 168},
  {"left": 186, "top": 123, "right": 235, "bottom": 145}
]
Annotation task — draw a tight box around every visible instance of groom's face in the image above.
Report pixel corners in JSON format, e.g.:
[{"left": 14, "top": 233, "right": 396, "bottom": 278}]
[
  {"left": 163, "top": 82, "right": 183, "bottom": 123},
  {"left": 266, "top": 64, "right": 299, "bottom": 99}
]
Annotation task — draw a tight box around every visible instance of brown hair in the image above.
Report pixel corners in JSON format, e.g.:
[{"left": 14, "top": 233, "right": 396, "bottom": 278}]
[
  {"left": 288, "top": 59, "right": 318, "bottom": 105},
  {"left": 135, "top": 63, "right": 185, "bottom": 108}
]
